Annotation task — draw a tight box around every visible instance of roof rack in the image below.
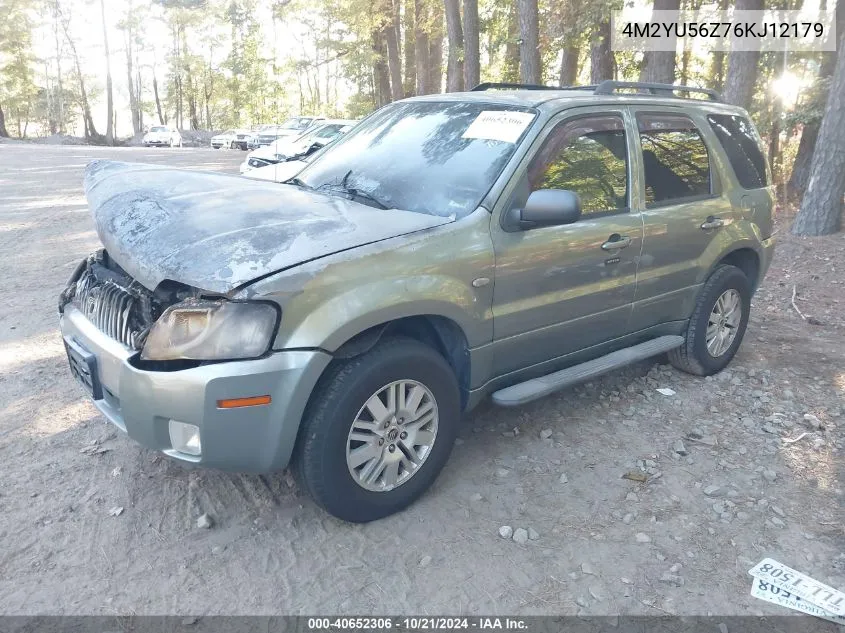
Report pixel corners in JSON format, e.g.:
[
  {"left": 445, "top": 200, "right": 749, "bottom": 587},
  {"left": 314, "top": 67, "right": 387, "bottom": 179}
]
[
  {"left": 471, "top": 82, "right": 561, "bottom": 91},
  {"left": 470, "top": 80, "right": 722, "bottom": 102},
  {"left": 594, "top": 80, "right": 721, "bottom": 102}
]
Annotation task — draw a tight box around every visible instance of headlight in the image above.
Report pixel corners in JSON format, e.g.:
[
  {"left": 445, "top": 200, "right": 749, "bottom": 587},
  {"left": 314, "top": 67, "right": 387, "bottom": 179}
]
[{"left": 141, "top": 300, "right": 278, "bottom": 361}]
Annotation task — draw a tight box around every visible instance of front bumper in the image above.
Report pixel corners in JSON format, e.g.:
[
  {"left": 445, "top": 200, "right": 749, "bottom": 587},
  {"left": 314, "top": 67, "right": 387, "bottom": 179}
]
[{"left": 60, "top": 305, "right": 331, "bottom": 472}]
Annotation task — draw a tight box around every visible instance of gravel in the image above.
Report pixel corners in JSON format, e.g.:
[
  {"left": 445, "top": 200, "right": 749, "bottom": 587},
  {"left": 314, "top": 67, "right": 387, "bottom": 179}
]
[
  {"left": 2, "top": 145, "right": 842, "bottom": 616},
  {"left": 196, "top": 514, "right": 214, "bottom": 529}
]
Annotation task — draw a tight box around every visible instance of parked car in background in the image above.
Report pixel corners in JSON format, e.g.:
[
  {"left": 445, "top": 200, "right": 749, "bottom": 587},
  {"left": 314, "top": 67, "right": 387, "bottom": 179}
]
[
  {"left": 231, "top": 130, "right": 254, "bottom": 150},
  {"left": 239, "top": 119, "right": 356, "bottom": 174},
  {"left": 210, "top": 129, "right": 250, "bottom": 149},
  {"left": 251, "top": 116, "right": 325, "bottom": 148},
  {"left": 143, "top": 125, "right": 182, "bottom": 148},
  {"left": 242, "top": 158, "right": 310, "bottom": 183}
]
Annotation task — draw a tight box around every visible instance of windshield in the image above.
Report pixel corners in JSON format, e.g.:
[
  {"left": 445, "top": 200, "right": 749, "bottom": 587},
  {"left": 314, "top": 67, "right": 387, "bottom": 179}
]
[
  {"left": 150, "top": 126, "right": 167, "bottom": 133},
  {"left": 312, "top": 124, "right": 346, "bottom": 140},
  {"left": 282, "top": 117, "right": 314, "bottom": 130},
  {"left": 296, "top": 102, "right": 535, "bottom": 217}
]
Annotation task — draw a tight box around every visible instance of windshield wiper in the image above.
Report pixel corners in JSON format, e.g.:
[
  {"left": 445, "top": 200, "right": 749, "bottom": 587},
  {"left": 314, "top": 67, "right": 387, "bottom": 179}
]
[{"left": 316, "top": 169, "right": 390, "bottom": 210}]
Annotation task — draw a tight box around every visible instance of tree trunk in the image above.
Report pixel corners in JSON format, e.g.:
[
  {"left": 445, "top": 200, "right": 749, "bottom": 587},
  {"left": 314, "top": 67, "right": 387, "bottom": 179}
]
[
  {"left": 788, "top": 0, "right": 845, "bottom": 198},
  {"left": 590, "top": 20, "right": 614, "bottom": 83},
  {"left": 792, "top": 40, "right": 845, "bottom": 236},
  {"left": 444, "top": 0, "right": 464, "bottom": 91},
  {"left": 100, "top": 0, "right": 114, "bottom": 144},
  {"left": 60, "top": 10, "right": 101, "bottom": 141},
  {"left": 639, "top": 0, "right": 678, "bottom": 84},
  {"left": 153, "top": 71, "right": 165, "bottom": 124},
  {"left": 182, "top": 28, "right": 199, "bottom": 129},
  {"left": 707, "top": 0, "right": 729, "bottom": 93},
  {"left": 517, "top": 0, "right": 540, "bottom": 84},
  {"left": 124, "top": 28, "right": 140, "bottom": 134},
  {"left": 383, "top": 3, "right": 403, "bottom": 101},
  {"left": 0, "top": 105, "right": 8, "bottom": 137},
  {"left": 428, "top": 1, "right": 444, "bottom": 92},
  {"left": 404, "top": 0, "right": 416, "bottom": 95},
  {"left": 53, "top": 0, "right": 64, "bottom": 134},
  {"left": 373, "top": 31, "right": 392, "bottom": 106},
  {"left": 137, "top": 69, "right": 143, "bottom": 130},
  {"left": 463, "top": 0, "right": 480, "bottom": 89},
  {"left": 559, "top": 45, "right": 578, "bottom": 86},
  {"left": 414, "top": 0, "right": 430, "bottom": 94},
  {"left": 709, "top": 50, "right": 725, "bottom": 92},
  {"left": 723, "top": 0, "right": 763, "bottom": 109},
  {"left": 502, "top": 2, "right": 519, "bottom": 82}
]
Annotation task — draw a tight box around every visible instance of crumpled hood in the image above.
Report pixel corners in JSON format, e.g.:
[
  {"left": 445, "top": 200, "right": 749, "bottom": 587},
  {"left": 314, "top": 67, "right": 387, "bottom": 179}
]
[{"left": 83, "top": 160, "right": 452, "bottom": 294}]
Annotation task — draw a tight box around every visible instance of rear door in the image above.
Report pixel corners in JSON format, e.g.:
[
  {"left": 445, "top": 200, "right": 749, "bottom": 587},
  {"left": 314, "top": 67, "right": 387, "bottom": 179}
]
[
  {"left": 628, "top": 109, "right": 740, "bottom": 331},
  {"left": 490, "top": 108, "right": 644, "bottom": 376}
]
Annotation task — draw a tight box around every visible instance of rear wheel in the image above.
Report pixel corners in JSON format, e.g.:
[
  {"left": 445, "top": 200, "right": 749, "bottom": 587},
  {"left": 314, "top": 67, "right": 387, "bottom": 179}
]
[
  {"left": 669, "top": 264, "right": 751, "bottom": 376},
  {"left": 294, "top": 337, "right": 460, "bottom": 522}
]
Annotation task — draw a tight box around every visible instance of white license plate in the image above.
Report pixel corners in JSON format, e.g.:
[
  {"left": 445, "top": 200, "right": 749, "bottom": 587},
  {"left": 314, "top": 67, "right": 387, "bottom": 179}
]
[
  {"left": 750, "top": 577, "right": 845, "bottom": 625},
  {"left": 748, "top": 558, "right": 845, "bottom": 615}
]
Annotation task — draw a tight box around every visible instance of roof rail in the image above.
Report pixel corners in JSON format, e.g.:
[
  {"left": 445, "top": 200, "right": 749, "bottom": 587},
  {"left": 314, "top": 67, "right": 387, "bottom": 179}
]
[
  {"left": 471, "top": 80, "right": 723, "bottom": 102},
  {"left": 594, "top": 80, "right": 722, "bottom": 102},
  {"left": 471, "top": 82, "right": 560, "bottom": 91}
]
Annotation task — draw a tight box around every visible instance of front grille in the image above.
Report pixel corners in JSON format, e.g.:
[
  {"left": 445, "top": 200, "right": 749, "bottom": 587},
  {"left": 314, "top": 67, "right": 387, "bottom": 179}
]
[{"left": 72, "top": 266, "right": 153, "bottom": 349}]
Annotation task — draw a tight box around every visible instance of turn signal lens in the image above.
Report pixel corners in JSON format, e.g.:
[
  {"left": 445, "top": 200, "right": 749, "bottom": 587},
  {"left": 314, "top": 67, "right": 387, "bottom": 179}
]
[{"left": 217, "top": 395, "right": 272, "bottom": 409}]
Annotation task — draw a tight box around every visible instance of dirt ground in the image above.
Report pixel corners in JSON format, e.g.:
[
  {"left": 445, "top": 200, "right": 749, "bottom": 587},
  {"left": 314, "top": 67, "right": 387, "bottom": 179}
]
[{"left": 0, "top": 144, "right": 842, "bottom": 619}]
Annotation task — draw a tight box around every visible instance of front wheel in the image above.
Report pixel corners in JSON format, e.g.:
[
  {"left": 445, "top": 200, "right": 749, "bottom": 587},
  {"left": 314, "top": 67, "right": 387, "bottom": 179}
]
[
  {"left": 294, "top": 337, "right": 460, "bottom": 522},
  {"left": 669, "top": 264, "right": 751, "bottom": 376}
]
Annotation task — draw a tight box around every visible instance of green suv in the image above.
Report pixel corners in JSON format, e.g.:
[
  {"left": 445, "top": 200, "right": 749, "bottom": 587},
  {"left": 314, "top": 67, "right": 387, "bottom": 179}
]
[{"left": 59, "top": 81, "right": 774, "bottom": 522}]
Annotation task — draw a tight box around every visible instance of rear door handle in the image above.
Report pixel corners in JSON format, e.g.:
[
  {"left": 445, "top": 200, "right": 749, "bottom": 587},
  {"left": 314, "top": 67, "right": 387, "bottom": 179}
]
[
  {"left": 700, "top": 216, "right": 725, "bottom": 230},
  {"left": 601, "top": 234, "right": 631, "bottom": 251}
]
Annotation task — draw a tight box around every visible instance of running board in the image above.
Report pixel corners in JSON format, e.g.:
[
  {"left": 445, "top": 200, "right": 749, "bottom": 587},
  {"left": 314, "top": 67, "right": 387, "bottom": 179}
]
[{"left": 491, "top": 335, "right": 684, "bottom": 407}]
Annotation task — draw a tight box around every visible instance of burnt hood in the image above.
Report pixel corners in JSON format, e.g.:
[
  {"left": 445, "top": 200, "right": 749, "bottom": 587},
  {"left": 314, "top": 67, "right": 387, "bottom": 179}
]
[{"left": 83, "top": 160, "right": 452, "bottom": 294}]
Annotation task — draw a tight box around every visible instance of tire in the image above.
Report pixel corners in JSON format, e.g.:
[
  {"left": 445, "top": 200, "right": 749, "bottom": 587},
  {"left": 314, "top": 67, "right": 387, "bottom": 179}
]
[
  {"left": 294, "top": 337, "right": 460, "bottom": 522},
  {"left": 669, "top": 264, "right": 751, "bottom": 376}
]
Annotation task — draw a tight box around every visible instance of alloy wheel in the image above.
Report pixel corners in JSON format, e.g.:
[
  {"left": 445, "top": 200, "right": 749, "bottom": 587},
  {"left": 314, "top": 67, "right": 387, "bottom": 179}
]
[
  {"left": 345, "top": 380, "right": 438, "bottom": 492},
  {"left": 705, "top": 289, "right": 742, "bottom": 357}
]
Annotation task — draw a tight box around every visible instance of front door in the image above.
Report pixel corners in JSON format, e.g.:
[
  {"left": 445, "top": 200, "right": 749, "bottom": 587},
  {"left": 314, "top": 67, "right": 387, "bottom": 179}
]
[{"left": 490, "top": 109, "right": 644, "bottom": 377}]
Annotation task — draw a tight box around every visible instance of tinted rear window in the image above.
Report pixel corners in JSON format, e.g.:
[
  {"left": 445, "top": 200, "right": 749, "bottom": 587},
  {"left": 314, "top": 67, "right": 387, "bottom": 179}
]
[
  {"left": 638, "top": 114, "right": 711, "bottom": 207},
  {"left": 707, "top": 114, "right": 769, "bottom": 189}
]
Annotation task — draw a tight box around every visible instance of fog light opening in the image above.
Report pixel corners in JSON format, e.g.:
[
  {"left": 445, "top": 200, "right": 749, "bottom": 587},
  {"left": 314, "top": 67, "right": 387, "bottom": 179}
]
[{"left": 169, "top": 420, "right": 201, "bottom": 456}]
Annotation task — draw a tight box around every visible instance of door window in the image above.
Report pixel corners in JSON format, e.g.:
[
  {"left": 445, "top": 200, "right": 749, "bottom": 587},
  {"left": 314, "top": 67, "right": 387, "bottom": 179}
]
[
  {"left": 637, "top": 114, "right": 712, "bottom": 207},
  {"left": 527, "top": 115, "right": 629, "bottom": 217}
]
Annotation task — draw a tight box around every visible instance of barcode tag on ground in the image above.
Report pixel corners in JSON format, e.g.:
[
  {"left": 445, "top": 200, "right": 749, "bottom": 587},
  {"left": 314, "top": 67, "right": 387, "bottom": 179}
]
[
  {"left": 748, "top": 558, "right": 845, "bottom": 615},
  {"left": 750, "top": 577, "right": 845, "bottom": 625}
]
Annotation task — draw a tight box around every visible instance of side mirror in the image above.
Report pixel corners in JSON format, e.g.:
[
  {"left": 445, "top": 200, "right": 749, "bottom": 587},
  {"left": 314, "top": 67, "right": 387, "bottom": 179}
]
[{"left": 510, "top": 189, "right": 582, "bottom": 230}]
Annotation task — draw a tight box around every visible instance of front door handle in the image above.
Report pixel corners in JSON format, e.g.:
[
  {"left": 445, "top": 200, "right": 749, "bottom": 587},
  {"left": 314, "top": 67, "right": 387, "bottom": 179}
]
[
  {"left": 601, "top": 234, "right": 631, "bottom": 251},
  {"left": 700, "top": 216, "right": 725, "bottom": 230}
]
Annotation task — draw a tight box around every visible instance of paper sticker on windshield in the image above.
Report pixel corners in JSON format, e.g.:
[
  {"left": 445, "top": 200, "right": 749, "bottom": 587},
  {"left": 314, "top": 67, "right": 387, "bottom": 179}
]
[{"left": 462, "top": 111, "right": 535, "bottom": 144}]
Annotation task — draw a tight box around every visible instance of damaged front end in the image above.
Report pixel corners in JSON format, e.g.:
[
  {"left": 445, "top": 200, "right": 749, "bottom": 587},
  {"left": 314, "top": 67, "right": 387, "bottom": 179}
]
[{"left": 58, "top": 250, "right": 198, "bottom": 352}]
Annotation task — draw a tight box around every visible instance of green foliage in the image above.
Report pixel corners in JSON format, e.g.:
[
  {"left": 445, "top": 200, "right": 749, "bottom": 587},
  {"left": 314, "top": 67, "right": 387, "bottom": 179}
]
[{"left": 0, "top": 0, "right": 38, "bottom": 136}]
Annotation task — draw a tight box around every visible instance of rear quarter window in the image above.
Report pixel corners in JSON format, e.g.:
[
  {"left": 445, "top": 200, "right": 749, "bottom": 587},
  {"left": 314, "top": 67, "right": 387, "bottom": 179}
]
[{"left": 707, "top": 114, "right": 769, "bottom": 189}]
